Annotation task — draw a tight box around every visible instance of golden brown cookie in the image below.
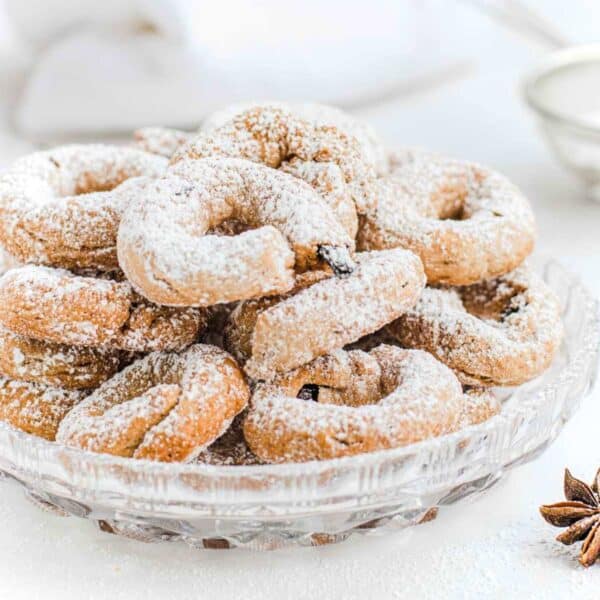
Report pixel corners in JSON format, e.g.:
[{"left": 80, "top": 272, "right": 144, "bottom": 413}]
[
  {"left": 0, "top": 377, "right": 85, "bottom": 440},
  {"left": 0, "top": 145, "right": 167, "bottom": 271},
  {"left": 201, "top": 102, "right": 387, "bottom": 174},
  {"left": 224, "top": 248, "right": 425, "bottom": 380},
  {"left": 244, "top": 345, "right": 498, "bottom": 462},
  {"left": 56, "top": 345, "right": 249, "bottom": 462},
  {"left": 0, "top": 326, "right": 122, "bottom": 389},
  {"left": 138, "top": 102, "right": 386, "bottom": 173},
  {"left": 170, "top": 105, "right": 382, "bottom": 235},
  {"left": 387, "top": 266, "right": 564, "bottom": 386},
  {"left": 137, "top": 102, "right": 387, "bottom": 236},
  {"left": 0, "top": 266, "right": 206, "bottom": 351},
  {"left": 357, "top": 149, "right": 536, "bottom": 285},
  {"left": 117, "top": 158, "right": 354, "bottom": 307}
]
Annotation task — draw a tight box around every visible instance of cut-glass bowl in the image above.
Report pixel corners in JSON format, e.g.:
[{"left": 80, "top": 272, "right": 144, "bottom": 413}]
[{"left": 0, "top": 260, "right": 597, "bottom": 550}]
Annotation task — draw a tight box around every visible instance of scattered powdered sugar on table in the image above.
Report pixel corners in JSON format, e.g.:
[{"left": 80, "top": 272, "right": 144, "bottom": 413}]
[{"left": 1, "top": 495, "right": 588, "bottom": 600}]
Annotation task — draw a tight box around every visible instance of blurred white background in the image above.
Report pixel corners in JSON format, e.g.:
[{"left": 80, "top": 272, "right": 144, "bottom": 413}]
[
  {"left": 0, "top": 2, "right": 600, "bottom": 599},
  {"left": 0, "top": 0, "right": 596, "bottom": 142}
]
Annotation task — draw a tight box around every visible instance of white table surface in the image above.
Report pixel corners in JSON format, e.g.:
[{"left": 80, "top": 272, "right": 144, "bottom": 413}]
[{"left": 1, "top": 14, "right": 600, "bottom": 600}]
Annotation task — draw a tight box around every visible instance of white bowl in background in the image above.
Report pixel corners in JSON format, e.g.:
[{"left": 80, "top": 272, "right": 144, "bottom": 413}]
[{"left": 524, "top": 44, "right": 600, "bottom": 202}]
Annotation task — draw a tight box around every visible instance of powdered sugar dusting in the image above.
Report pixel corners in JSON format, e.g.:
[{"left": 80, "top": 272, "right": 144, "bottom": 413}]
[
  {"left": 134, "top": 127, "right": 195, "bottom": 158},
  {"left": 0, "top": 106, "right": 564, "bottom": 470},
  {"left": 388, "top": 265, "right": 564, "bottom": 386},
  {"left": 118, "top": 158, "right": 352, "bottom": 306},
  {"left": 0, "top": 248, "right": 20, "bottom": 275},
  {"left": 0, "top": 325, "right": 121, "bottom": 389},
  {"left": 0, "top": 376, "right": 85, "bottom": 440},
  {"left": 57, "top": 345, "right": 249, "bottom": 462},
  {"left": 201, "top": 101, "right": 388, "bottom": 174},
  {"left": 0, "top": 265, "right": 205, "bottom": 351},
  {"left": 0, "top": 145, "right": 166, "bottom": 270},
  {"left": 242, "top": 248, "right": 426, "bottom": 379},
  {"left": 358, "top": 149, "right": 536, "bottom": 284},
  {"left": 172, "top": 105, "right": 378, "bottom": 214},
  {"left": 245, "top": 346, "right": 484, "bottom": 462}
]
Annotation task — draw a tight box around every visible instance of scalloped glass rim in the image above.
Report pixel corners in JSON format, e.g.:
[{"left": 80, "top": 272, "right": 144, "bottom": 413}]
[{"left": 0, "top": 259, "right": 597, "bottom": 522}]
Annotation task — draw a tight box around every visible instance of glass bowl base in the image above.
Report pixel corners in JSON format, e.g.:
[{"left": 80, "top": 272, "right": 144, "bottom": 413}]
[{"left": 0, "top": 260, "right": 597, "bottom": 551}]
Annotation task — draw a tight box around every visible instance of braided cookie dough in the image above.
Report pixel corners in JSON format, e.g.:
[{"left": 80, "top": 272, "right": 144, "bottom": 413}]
[
  {"left": 224, "top": 248, "right": 425, "bottom": 380},
  {"left": 387, "top": 266, "right": 563, "bottom": 386},
  {"left": 244, "top": 345, "right": 499, "bottom": 462},
  {"left": 0, "top": 266, "right": 206, "bottom": 351},
  {"left": 117, "top": 158, "right": 354, "bottom": 307},
  {"left": 0, "top": 326, "right": 122, "bottom": 389},
  {"left": 0, "top": 377, "right": 84, "bottom": 440},
  {"left": 0, "top": 145, "right": 167, "bottom": 271},
  {"left": 357, "top": 149, "right": 536, "bottom": 285},
  {"left": 56, "top": 345, "right": 249, "bottom": 462},
  {"left": 171, "top": 105, "right": 380, "bottom": 235}
]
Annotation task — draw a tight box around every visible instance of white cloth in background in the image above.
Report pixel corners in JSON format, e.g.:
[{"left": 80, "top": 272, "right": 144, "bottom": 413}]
[{"left": 4, "top": 0, "right": 478, "bottom": 137}]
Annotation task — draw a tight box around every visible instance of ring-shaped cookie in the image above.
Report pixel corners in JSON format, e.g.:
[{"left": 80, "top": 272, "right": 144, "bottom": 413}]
[
  {"left": 0, "top": 145, "right": 167, "bottom": 271},
  {"left": 0, "top": 266, "right": 206, "bottom": 351},
  {"left": 0, "top": 377, "right": 85, "bottom": 440},
  {"left": 136, "top": 103, "right": 386, "bottom": 236},
  {"left": 199, "top": 102, "right": 387, "bottom": 173},
  {"left": 195, "top": 414, "right": 263, "bottom": 466},
  {"left": 170, "top": 105, "right": 380, "bottom": 236},
  {"left": 357, "top": 149, "right": 536, "bottom": 285},
  {"left": 244, "top": 345, "right": 499, "bottom": 462},
  {"left": 386, "top": 266, "right": 564, "bottom": 386},
  {"left": 117, "top": 157, "right": 355, "bottom": 307},
  {"left": 224, "top": 248, "right": 425, "bottom": 380},
  {"left": 56, "top": 345, "right": 249, "bottom": 462},
  {"left": 137, "top": 102, "right": 386, "bottom": 173},
  {"left": 0, "top": 326, "right": 122, "bottom": 389}
]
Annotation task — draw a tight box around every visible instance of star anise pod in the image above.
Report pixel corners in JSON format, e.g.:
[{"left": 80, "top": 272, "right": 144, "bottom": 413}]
[{"left": 540, "top": 468, "right": 600, "bottom": 567}]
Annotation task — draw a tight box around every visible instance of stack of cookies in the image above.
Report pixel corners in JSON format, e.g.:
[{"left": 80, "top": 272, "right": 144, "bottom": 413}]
[{"left": 0, "top": 103, "right": 563, "bottom": 465}]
